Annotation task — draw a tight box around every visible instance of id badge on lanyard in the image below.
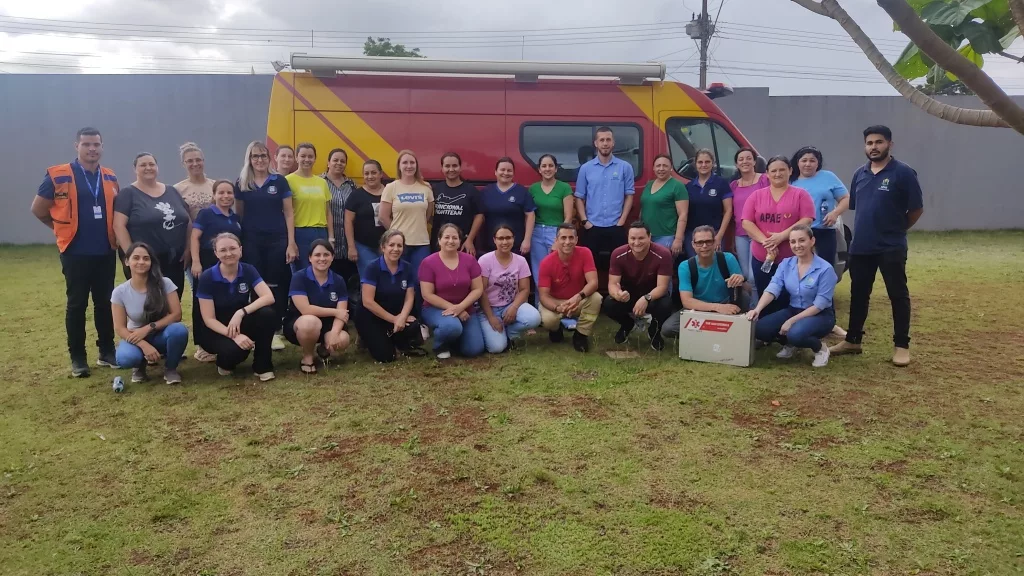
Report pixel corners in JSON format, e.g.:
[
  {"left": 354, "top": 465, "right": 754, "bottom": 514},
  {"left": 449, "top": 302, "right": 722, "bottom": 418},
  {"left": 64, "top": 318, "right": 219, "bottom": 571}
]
[{"left": 78, "top": 163, "right": 103, "bottom": 219}]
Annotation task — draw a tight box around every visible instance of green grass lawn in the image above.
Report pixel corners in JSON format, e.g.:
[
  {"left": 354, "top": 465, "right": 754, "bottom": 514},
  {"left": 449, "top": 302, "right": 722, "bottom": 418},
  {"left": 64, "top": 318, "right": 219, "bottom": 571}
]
[{"left": 1, "top": 231, "right": 1023, "bottom": 576}]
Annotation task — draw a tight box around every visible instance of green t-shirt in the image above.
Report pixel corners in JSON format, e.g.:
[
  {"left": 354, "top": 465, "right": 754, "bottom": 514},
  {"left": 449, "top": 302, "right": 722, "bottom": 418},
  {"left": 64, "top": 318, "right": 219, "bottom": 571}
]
[
  {"left": 529, "top": 180, "right": 573, "bottom": 226},
  {"left": 640, "top": 178, "right": 689, "bottom": 237}
]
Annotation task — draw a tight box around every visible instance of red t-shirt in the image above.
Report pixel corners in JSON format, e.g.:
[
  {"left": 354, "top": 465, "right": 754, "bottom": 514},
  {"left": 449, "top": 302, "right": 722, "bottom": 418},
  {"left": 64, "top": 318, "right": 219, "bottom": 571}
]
[
  {"left": 608, "top": 243, "right": 673, "bottom": 295},
  {"left": 538, "top": 246, "right": 596, "bottom": 300}
]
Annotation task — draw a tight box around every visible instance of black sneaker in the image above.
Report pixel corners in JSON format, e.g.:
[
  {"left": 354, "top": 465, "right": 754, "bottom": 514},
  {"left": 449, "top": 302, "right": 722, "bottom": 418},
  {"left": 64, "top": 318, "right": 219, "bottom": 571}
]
[
  {"left": 614, "top": 327, "right": 630, "bottom": 344},
  {"left": 548, "top": 328, "right": 564, "bottom": 343},
  {"left": 70, "top": 357, "right": 90, "bottom": 378},
  {"left": 572, "top": 331, "right": 590, "bottom": 353},
  {"left": 96, "top": 351, "right": 119, "bottom": 368},
  {"left": 648, "top": 323, "right": 665, "bottom": 351}
]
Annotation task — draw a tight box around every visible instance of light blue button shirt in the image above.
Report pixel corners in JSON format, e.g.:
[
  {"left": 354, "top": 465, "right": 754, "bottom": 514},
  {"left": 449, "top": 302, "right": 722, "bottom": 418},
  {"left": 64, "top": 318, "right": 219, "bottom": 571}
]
[
  {"left": 574, "top": 156, "right": 635, "bottom": 228},
  {"left": 766, "top": 254, "right": 837, "bottom": 310}
]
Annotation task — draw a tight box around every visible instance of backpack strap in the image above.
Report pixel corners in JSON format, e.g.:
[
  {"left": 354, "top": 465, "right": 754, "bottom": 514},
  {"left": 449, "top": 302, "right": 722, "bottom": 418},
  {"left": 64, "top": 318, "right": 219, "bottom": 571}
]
[
  {"left": 688, "top": 257, "right": 698, "bottom": 294},
  {"left": 716, "top": 252, "right": 739, "bottom": 305}
]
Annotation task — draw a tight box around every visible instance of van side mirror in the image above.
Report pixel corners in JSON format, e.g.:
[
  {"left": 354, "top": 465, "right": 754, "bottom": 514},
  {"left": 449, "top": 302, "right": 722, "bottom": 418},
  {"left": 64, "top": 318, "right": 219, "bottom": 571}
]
[{"left": 755, "top": 155, "right": 767, "bottom": 173}]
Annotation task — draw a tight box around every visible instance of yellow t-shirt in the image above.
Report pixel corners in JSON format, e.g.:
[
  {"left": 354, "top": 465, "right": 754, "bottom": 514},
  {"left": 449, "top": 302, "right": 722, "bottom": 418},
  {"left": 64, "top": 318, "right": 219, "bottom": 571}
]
[
  {"left": 286, "top": 173, "right": 332, "bottom": 228},
  {"left": 381, "top": 181, "right": 433, "bottom": 246}
]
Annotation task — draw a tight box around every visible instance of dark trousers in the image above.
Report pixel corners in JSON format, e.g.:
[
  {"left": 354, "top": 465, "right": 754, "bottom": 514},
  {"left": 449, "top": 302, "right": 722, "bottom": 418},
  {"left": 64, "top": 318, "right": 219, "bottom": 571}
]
[
  {"left": 752, "top": 257, "right": 790, "bottom": 316},
  {"left": 602, "top": 294, "right": 674, "bottom": 334},
  {"left": 122, "top": 251, "right": 185, "bottom": 299},
  {"left": 812, "top": 227, "right": 838, "bottom": 266},
  {"left": 198, "top": 307, "right": 280, "bottom": 373},
  {"left": 243, "top": 231, "right": 290, "bottom": 321},
  {"left": 845, "top": 250, "right": 911, "bottom": 348},
  {"left": 355, "top": 306, "right": 423, "bottom": 363},
  {"left": 60, "top": 251, "right": 117, "bottom": 359},
  {"left": 583, "top": 225, "right": 626, "bottom": 273},
  {"left": 191, "top": 249, "right": 219, "bottom": 347}
]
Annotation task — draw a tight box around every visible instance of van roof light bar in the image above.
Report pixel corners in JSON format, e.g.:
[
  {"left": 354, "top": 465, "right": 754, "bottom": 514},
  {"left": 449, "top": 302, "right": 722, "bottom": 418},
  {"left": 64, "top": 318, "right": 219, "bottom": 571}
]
[{"left": 289, "top": 54, "right": 666, "bottom": 85}]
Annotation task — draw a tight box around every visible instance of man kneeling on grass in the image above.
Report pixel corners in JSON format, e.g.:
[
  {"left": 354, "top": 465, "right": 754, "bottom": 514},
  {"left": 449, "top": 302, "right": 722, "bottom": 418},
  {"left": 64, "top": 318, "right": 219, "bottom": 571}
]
[
  {"left": 537, "top": 222, "right": 602, "bottom": 352},
  {"left": 661, "top": 225, "right": 749, "bottom": 338},
  {"left": 603, "top": 221, "right": 673, "bottom": 351}
]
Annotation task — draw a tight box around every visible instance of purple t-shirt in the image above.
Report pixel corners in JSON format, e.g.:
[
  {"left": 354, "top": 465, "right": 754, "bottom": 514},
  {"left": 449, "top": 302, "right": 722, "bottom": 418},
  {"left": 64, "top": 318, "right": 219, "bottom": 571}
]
[
  {"left": 741, "top": 185, "right": 815, "bottom": 262},
  {"left": 730, "top": 174, "right": 770, "bottom": 237},
  {"left": 479, "top": 251, "right": 532, "bottom": 307},
  {"left": 418, "top": 251, "right": 482, "bottom": 309}
]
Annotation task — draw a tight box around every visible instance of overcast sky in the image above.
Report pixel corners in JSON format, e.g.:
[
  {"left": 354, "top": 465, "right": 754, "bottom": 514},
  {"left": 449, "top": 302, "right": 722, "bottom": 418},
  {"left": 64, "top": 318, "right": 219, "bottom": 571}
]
[{"left": 0, "top": 0, "right": 1021, "bottom": 95}]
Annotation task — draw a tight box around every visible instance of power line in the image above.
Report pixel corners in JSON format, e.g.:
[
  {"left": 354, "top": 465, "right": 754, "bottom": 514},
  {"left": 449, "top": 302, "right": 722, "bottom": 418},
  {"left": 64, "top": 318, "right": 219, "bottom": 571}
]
[{"left": 717, "top": 20, "right": 909, "bottom": 48}]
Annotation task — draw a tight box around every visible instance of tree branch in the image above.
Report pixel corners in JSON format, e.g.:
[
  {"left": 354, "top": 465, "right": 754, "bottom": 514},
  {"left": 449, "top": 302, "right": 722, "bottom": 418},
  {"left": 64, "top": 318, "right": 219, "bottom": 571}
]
[
  {"left": 878, "top": 0, "right": 1024, "bottom": 135},
  {"left": 788, "top": 0, "right": 1018, "bottom": 132},
  {"left": 997, "top": 51, "right": 1024, "bottom": 64}
]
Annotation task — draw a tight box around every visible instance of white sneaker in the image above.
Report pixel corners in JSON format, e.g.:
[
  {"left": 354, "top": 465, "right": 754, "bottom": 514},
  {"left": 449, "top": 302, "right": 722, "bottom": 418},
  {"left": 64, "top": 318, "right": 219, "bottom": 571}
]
[
  {"left": 256, "top": 371, "right": 276, "bottom": 382},
  {"left": 217, "top": 366, "right": 232, "bottom": 377},
  {"left": 131, "top": 367, "right": 148, "bottom": 383},
  {"left": 812, "top": 343, "right": 830, "bottom": 368},
  {"left": 436, "top": 350, "right": 452, "bottom": 360},
  {"left": 420, "top": 324, "right": 430, "bottom": 341},
  {"left": 776, "top": 345, "right": 797, "bottom": 359},
  {"left": 271, "top": 333, "right": 286, "bottom": 351}
]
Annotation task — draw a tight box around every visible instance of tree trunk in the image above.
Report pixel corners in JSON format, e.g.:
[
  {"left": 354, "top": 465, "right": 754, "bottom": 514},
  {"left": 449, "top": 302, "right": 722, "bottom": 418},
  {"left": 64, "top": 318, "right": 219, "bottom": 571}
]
[
  {"left": 1010, "top": 0, "right": 1024, "bottom": 39},
  {"left": 788, "top": 0, "right": 1021, "bottom": 133},
  {"left": 878, "top": 0, "right": 1024, "bottom": 135}
]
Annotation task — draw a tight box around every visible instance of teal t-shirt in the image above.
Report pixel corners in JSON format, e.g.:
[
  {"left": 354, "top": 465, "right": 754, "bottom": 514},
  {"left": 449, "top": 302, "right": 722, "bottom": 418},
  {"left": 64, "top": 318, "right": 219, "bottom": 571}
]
[
  {"left": 640, "top": 178, "right": 688, "bottom": 237},
  {"left": 677, "top": 252, "right": 742, "bottom": 304},
  {"left": 529, "top": 180, "right": 573, "bottom": 226}
]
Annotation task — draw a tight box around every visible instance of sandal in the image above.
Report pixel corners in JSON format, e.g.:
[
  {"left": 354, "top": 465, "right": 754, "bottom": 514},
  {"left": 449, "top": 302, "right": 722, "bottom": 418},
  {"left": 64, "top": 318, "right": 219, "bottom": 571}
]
[
  {"left": 400, "top": 346, "right": 428, "bottom": 358},
  {"left": 315, "top": 344, "right": 331, "bottom": 360},
  {"left": 300, "top": 360, "right": 317, "bottom": 375}
]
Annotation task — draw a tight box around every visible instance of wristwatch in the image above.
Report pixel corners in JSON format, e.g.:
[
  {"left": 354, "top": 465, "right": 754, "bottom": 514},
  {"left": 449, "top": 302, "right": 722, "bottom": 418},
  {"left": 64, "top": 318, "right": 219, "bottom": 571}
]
[
  {"left": 578, "top": 291, "right": 587, "bottom": 300},
  {"left": 644, "top": 294, "right": 652, "bottom": 302},
  {"left": 149, "top": 322, "right": 157, "bottom": 331}
]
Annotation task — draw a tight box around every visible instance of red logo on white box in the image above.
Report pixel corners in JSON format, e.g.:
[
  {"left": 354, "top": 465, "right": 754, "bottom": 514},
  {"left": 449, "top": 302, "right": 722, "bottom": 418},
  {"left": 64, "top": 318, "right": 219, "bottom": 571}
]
[{"left": 684, "top": 318, "right": 733, "bottom": 333}]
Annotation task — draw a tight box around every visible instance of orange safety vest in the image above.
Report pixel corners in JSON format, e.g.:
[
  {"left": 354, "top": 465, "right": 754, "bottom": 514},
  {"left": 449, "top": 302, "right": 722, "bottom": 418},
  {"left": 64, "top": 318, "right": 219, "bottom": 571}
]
[{"left": 46, "top": 163, "right": 119, "bottom": 253}]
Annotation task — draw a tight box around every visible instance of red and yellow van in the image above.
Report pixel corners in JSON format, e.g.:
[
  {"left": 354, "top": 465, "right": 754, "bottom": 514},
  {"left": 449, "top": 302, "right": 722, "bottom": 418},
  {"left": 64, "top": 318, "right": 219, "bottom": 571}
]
[{"left": 267, "top": 56, "right": 755, "bottom": 185}]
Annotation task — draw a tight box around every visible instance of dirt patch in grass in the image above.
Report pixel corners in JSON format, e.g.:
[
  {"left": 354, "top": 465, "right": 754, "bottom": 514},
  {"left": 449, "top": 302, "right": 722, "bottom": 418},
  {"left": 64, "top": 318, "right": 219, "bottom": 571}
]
[
  {"left": 407, "top": 539, "right": 519, "bottom": 575},
  {"left": 520, "top": 394, "right": 609, "bottom": 420},
  {"left": 916, "top": 329, "right": 1024, "bottom": 384}
]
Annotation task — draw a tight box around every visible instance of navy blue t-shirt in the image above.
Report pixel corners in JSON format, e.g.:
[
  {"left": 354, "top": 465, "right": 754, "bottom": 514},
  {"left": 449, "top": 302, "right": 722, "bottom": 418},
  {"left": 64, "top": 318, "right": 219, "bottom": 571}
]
[
  {"left": 193, "top": 206, "right": 242, "bottom": 250},
  {"left": 287, "top": 266, "right": 347, "bottom": 321},
  {"left": 36, "top": 160, "right": 116, "bottom": 256},
  {"left": 196, "top": 262, "right": 264, "bottom": 317},
  {"left": 685, "top": 174, "right": 733, "bottom": 232},
  {"left": 478, "top": 183, "right": 536, "bottom": 252},
  {"left": 849, "top": 159, "right": 924, "bottom": 255},
  {"left": 361, "top": 256, "right": 413, "bottom": 315},
  {"left": 235, "top": 174, "right": 291, "bottom": 235}
]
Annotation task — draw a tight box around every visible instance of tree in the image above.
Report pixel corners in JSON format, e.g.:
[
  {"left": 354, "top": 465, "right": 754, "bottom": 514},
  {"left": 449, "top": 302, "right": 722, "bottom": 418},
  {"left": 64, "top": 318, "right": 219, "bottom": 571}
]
[
  {"left": 788, "top": 0, "right": 1024, "bottom": 135},
  {"left": 917, "top": 77, "right": 976, "bottom": 94},
  {"left": 363, "top": 37, "right": 425, "bottom": 58}
]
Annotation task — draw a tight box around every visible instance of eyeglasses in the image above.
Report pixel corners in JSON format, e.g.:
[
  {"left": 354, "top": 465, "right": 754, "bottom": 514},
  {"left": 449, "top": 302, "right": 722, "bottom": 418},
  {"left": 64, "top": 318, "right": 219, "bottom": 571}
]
[
  {"left": 693, "top": 239, "right": 714, "bottom": 246},
  {"left": 250, "top": 154, "right": 269, "bottom": 160}
]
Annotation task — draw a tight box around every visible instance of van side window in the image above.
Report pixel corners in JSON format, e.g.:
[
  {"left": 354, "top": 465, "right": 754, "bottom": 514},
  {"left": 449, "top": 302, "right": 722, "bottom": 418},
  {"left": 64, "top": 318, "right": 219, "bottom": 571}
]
[
  {"left": 520, "top": 124, "right": 643, "bottom": 182},
  {"left": 665, "top": 118, "right": 743, "bottom": 180}
]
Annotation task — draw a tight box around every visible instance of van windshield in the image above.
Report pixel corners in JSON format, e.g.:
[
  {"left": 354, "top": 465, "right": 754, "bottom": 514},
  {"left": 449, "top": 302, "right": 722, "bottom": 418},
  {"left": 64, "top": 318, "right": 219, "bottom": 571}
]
[{"left": 665, "top": 117, "right": 743, "bottom": 180}]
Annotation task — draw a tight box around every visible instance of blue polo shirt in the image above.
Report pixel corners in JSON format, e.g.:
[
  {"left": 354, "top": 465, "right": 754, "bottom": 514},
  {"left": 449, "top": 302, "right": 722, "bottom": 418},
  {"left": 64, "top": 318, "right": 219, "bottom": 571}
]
[
  {"left": 235, "top": 174, "right": 291, "bottom": 235},
  {"left": 361, "top": 256, "right": 412, "bottom": 315},
  {"left": 287, "top": 266, "right": 347, "bottom": 320},
  {"left": 574, "top": 156, "right": 635, "bottom": 228},
  {"left": 848, "top": 158, "right": 923, "bottom": 255},
  {"left": 36, "top": 159, "right": 116, "bottom": 256},
  {"left": 765, "top": 254, "right": 837, "bottom": 310},
  {"left": 678, "top": 252, "right": 742, "bottom": 304},
  {"left": 479, "top": 183, "right": 536, "bottom": 250},
  {"left": 685, "top": 174, "right": 733, "bottom": 232},
  {"left": 196, "top": 263, "right": 264, "bottom": 317},
  {"left": 193, "top": 206, "right": 242, "bottom": 250}
]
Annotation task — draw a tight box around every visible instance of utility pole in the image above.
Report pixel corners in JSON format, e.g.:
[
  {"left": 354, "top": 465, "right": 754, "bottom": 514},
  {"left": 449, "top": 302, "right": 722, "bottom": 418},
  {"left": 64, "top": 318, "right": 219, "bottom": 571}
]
[{"left": 685, "top": 0, "right": 714, "bottom": 89}]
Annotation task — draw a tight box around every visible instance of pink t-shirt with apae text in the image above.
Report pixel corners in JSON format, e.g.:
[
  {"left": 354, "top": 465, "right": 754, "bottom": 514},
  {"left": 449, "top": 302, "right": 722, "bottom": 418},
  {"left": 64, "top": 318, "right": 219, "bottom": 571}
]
[{"left": 741, "top": 185, "right": 814, "bottom": 262}]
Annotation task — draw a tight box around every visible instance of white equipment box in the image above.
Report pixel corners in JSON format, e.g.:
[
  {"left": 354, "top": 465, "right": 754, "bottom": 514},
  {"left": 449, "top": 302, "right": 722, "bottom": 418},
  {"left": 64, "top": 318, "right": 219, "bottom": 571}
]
[{"left": 677, "top": 310, "right": 755, "bottom": 367}]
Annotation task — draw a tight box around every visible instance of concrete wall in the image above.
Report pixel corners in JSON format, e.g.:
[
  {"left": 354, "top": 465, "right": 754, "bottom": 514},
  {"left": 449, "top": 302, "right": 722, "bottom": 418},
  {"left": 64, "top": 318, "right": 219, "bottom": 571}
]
[
  {"left": 716, "top": 89, "right": 1024, "bottom": 232},
  {"left": 0, "top": 74, "right": 272, "bottom": 245},
  {"left": 1, "top": 75, "right": 1020, "bottom": 244}
]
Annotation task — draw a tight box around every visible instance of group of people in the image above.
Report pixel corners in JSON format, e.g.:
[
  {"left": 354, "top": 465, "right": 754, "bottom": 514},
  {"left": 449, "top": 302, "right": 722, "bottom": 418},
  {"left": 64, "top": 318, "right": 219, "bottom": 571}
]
[{"left": 31, "top": 123, "right": 922, "bottom": 382}]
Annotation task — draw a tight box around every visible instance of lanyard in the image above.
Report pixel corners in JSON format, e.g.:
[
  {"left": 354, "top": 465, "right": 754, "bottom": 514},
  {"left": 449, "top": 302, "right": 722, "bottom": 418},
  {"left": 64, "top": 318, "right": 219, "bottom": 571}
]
[{"left": 75, "top": 162, "right": 102, "bottom": 205}]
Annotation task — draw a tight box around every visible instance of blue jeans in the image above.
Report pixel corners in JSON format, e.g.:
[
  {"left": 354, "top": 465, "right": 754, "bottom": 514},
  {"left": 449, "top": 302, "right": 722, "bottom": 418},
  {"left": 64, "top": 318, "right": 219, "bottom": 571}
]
[
  {"left": 653, "top": 235, "right": 675, "bottom": 250},
  {"left": 733, "top": 235, "right": 756, "bottom": 287},
  {"left": 529, "top": 225, "right": 558, "bottom": 278},
  {"left": 292, "top": 227, "right": 329, "bottom": 273},
  {"left": 421, "top": 307, "right": 486, "bottom": 357},
  {"left": 355, "top": 242, "right": 380, "bottom": 274},
  {"left": 115, "top": 322, "right": 189, "bottom": 370},
  {"left": 403, "top": 244, "right": 431, "bottom": 285},
  {"left": 478, "top": 303, "right": 542, "bottom": 353},
  {"left": 755, "top": 307, "right": 835, "bottom": 352}
]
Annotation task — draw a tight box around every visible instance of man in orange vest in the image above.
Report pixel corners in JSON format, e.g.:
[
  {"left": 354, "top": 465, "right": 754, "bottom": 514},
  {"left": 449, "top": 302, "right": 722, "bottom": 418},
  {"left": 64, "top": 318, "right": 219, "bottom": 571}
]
[{"left": 31, "top": 127, "right": 121, "bottom": 377}]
